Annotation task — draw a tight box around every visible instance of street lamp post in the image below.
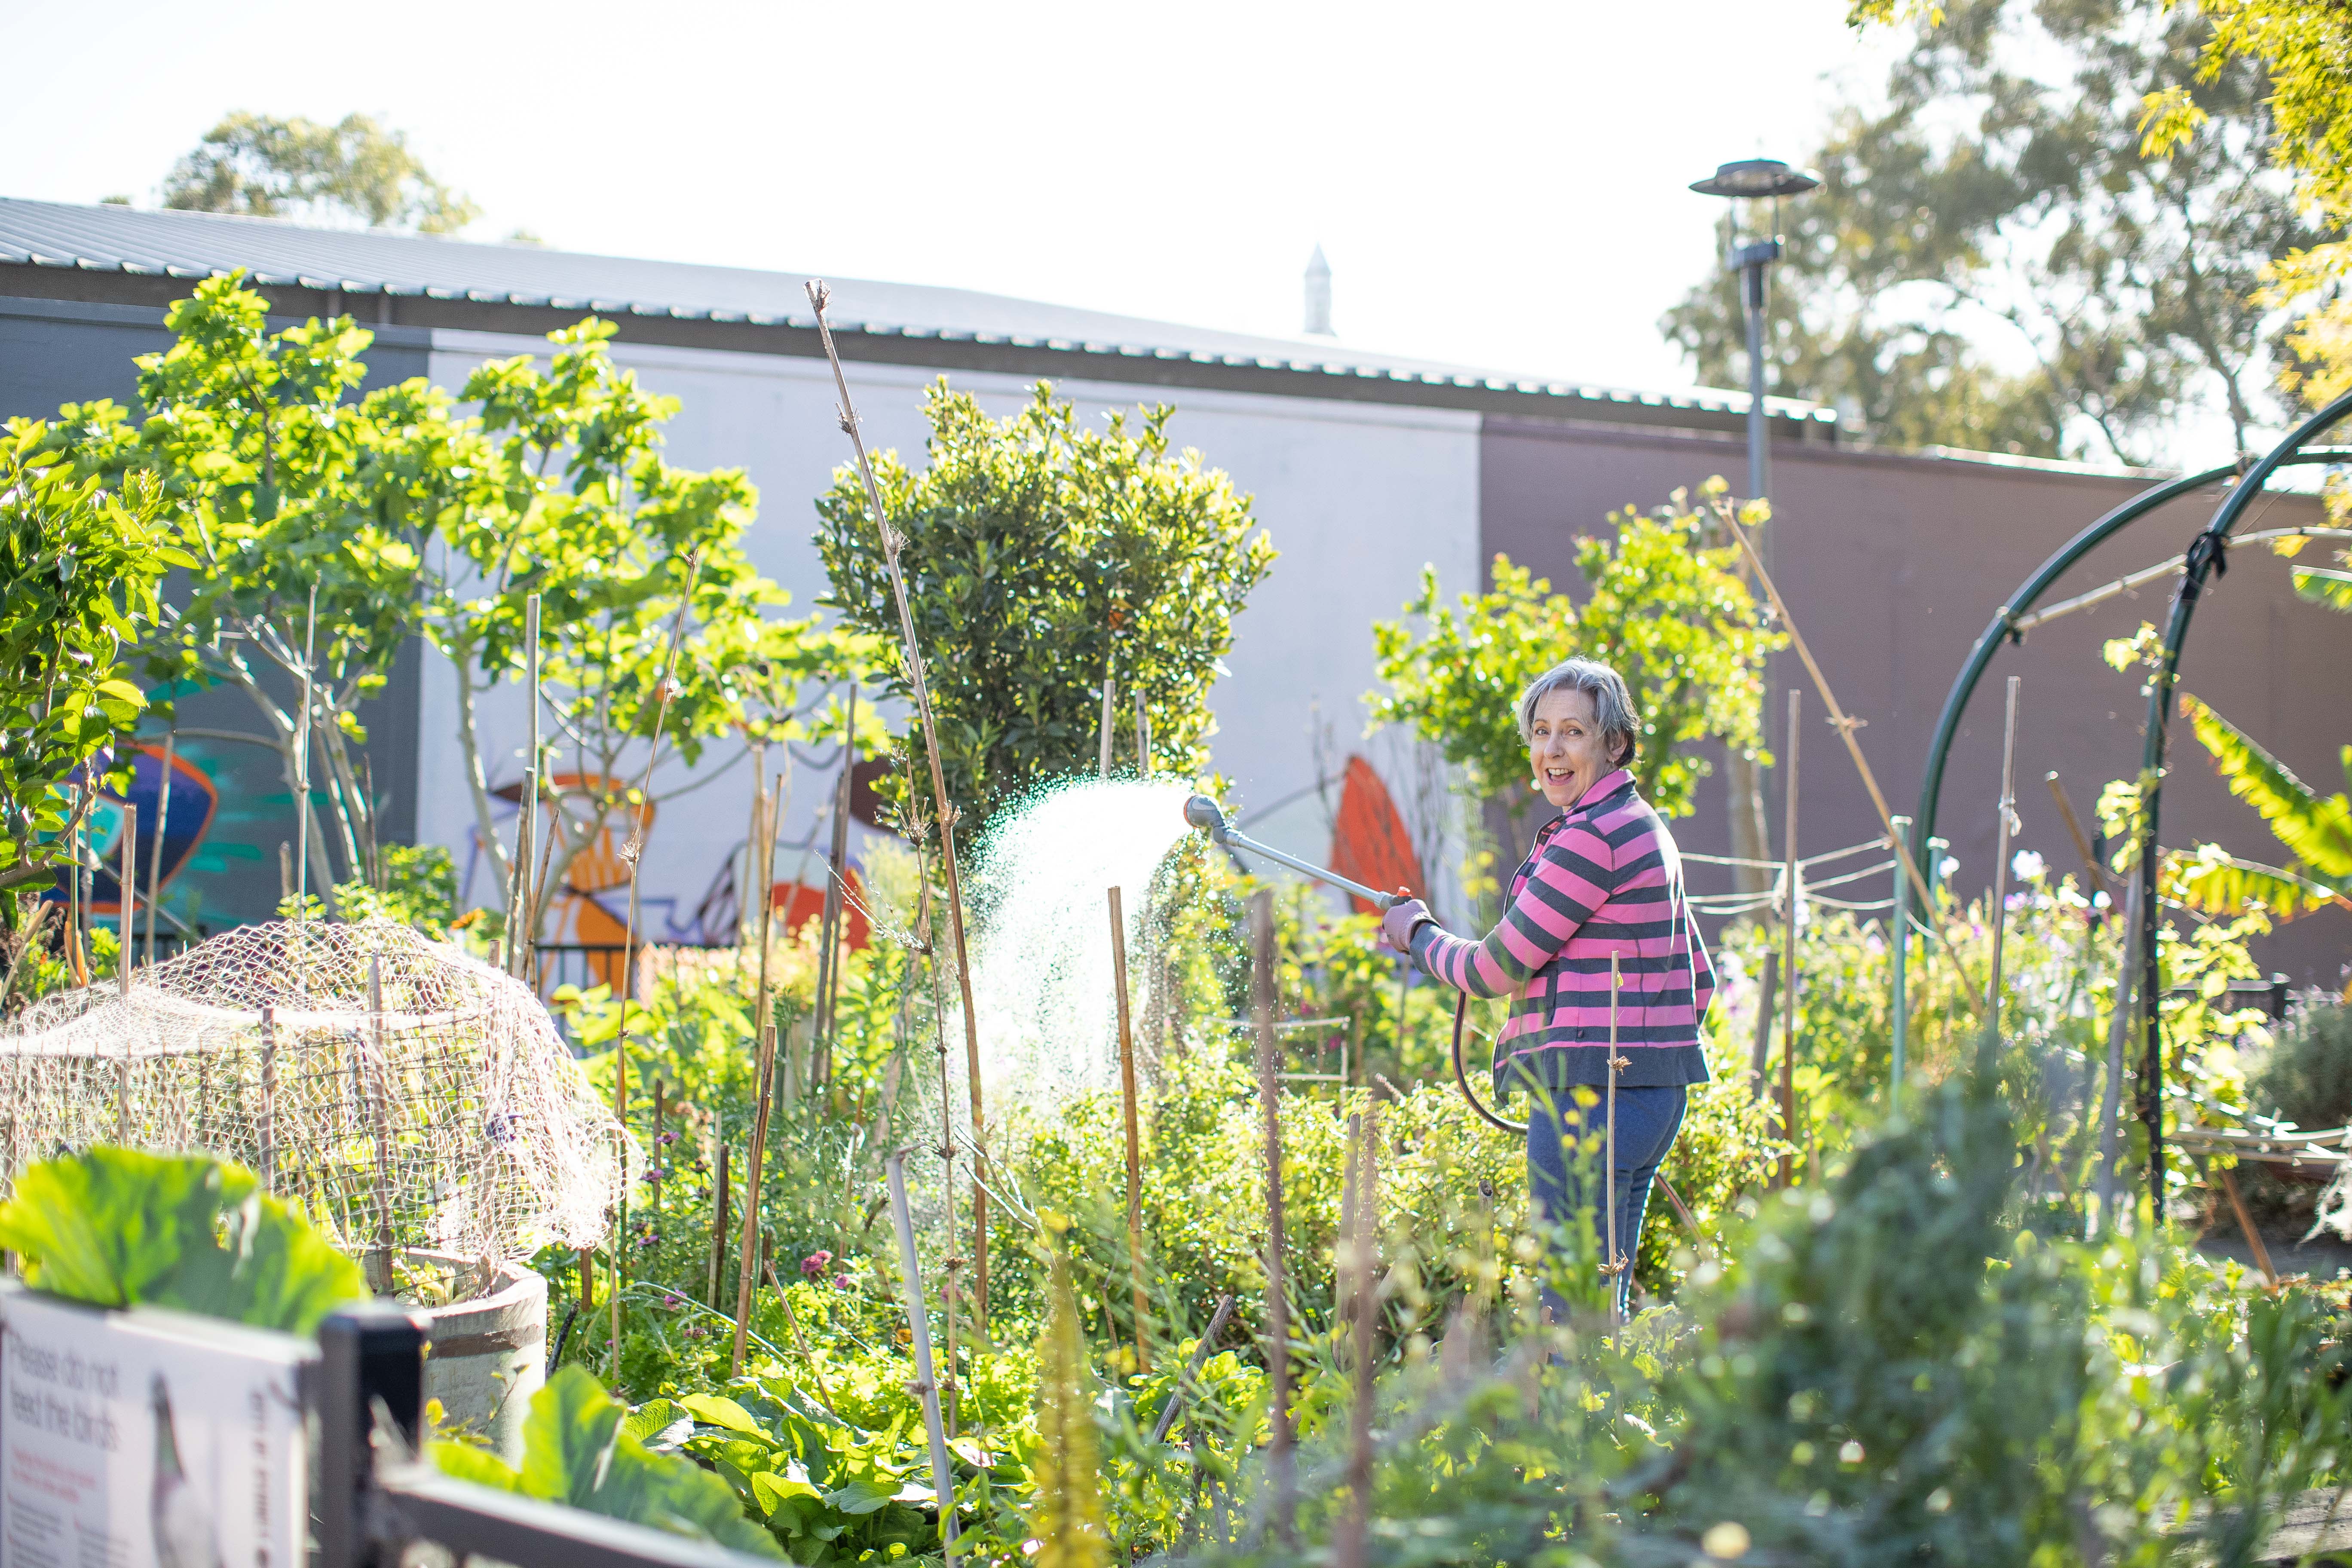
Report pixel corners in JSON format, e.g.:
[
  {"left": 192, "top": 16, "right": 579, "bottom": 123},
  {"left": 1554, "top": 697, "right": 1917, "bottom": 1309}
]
[
  {"left": 1689, "top": 157, "right": 1820, "bottom": 902},
  {"left": 1689, "top": 159, "right": 1820, "bottom": 508}
]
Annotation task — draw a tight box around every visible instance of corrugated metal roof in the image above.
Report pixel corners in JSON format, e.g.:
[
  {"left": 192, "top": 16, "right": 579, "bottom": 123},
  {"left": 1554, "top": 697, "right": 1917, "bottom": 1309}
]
[{"left": 0, "top": 197, "right": 1831, "bottom": 425}]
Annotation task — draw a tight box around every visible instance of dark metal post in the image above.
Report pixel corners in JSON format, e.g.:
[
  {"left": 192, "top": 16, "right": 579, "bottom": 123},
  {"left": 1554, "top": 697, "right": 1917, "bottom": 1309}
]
[
  {"left": 317, "top": 1304, "right": 429, "bottom": 1568},
  {"left": 1739, "top": 242, "right": 1776, "bottom": 508}
]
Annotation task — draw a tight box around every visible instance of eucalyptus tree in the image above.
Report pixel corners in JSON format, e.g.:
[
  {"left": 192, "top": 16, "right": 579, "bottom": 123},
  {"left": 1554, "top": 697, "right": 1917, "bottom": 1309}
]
[
  {"left": 159, "top": 111, "right": 479, "bottom": 234},
  {"left": 1669, "top": 0, "right": 2309, "bottom": 464}
]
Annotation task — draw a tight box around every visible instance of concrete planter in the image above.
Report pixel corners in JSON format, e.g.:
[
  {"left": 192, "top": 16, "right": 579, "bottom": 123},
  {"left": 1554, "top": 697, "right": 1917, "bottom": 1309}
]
[{"left": 407, "top": 1252, "right": 547, "bottom": 1465}]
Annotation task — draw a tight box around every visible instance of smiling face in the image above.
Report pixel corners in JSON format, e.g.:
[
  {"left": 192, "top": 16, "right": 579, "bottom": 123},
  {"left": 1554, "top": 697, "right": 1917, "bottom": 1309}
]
[{"left": 1528, "top": 686, "right": 1625, "bottom": 812}]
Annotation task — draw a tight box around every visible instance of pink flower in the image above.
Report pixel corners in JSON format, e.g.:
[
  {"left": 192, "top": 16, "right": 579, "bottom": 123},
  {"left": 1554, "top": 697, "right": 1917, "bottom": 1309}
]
[
  {"left": 800, "top": 1250, "right": 834, "bottom": 1277},
  {"left": 833, "top": 1274, "right": 851, "bottom": 1289}
]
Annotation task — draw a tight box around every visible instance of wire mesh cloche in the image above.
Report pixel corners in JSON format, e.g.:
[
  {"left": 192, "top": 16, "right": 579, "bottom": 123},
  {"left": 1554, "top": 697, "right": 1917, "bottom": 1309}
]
[{"left": 0, "top": 919, "right": 625, "bottom": 1271}]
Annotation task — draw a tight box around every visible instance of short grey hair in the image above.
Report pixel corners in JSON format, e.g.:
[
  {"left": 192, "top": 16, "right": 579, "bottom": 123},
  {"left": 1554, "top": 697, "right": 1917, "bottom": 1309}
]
[{"left": 1515, "top": 658, "right": 1639, "bottom": 766}]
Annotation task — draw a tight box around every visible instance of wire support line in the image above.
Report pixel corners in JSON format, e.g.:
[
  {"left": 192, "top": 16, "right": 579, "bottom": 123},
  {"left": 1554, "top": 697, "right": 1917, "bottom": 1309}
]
[
  {"left": 1801, "top": 858, "right": 1898, "bottom": 894},
  {"left": 1679, "top": 835, "right": 1890, "bottom": 872}
]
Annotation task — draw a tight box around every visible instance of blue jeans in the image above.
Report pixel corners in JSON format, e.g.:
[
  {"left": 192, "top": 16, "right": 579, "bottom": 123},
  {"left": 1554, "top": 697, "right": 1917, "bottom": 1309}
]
[{"left": 1525, "top": 1084, "right": 1686, "bottom": 1320}]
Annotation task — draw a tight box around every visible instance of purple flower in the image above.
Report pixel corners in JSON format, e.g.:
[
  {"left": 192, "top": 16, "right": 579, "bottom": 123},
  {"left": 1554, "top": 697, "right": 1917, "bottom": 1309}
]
[
  {"left": 800, "top": 1250, "right": 834, "bottom": 1277},
  {"left": 662, "top": 1293, "right": 680, "bottom": 1309},
  {"left": 833, "top": 1274, "right": 851, "bottom": 1289},
  {"left": 659, "top": 1130, "right": 677, "bottom": 1145}
]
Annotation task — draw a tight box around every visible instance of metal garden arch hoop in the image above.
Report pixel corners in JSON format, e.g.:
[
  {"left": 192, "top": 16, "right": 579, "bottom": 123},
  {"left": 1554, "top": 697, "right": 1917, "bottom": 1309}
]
[{"left": 1907, "top": 389, "right": 2352, "bottom": 1213}]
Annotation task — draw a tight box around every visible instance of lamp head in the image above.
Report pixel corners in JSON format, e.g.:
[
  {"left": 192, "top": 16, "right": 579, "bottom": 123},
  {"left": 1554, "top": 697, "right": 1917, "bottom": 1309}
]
[{"left": 1182, "top": 793, "right": 1229, "bottom": 842}]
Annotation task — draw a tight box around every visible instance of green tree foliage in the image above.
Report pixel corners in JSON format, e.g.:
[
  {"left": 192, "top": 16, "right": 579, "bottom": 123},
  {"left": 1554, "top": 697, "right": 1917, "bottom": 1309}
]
[
  {"left": 815, "top": 382, "right": 1275, "bottom": 828},
  {"left": 429, "top": 318, "right": 879, "bottom": 916},
  {"left": 161, "top": 112, "right": 479, "bottom": 233},
  {"left": 1671, "top": 0, "right": 2309, "bottom": 463},
  {"left": 1368, "top": 484, "right": 1779, "bottom": 835},
  {"left": 0, "top": 422, "right": 183, "bottom": 893},
  {"left": 53, "top": 276, "right": 440, "bottom": 905},
  {"left": 0, "top": 1149, "right": 364, "bottom": 1333}
]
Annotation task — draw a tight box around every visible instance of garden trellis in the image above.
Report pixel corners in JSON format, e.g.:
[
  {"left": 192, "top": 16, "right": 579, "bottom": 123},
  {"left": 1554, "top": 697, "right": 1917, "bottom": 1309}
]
[{"left": 0, "top": 919, "right": 625, "bottom": 1270}]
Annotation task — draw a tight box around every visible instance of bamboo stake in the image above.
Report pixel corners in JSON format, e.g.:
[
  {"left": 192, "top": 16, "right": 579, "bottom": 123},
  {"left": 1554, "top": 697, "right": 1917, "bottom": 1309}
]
[
  {"left": 808, "top": 281, "right": 992, "bottom": 1332},
  {"left": 1147, "top": 1293, "right": 1237, "bottom": 1446},
  {"left": 2217, "top": 1165, "right": 2277, "bottom": 1284},
  {"left": 1248, "top": 888, "right": 1295, "bottom": 1546},
  {"left": 257, "top": 1006, "right": 276, "bottom": 1196},
  {"left": 2095, "top": 870, "right": 2143, "bottom": 1232},
  {"left": 1603, "top": 951, "right": 1628, "bottom": 1324},
  {"left": 367, "top": 956, "right": 397, "bottom": 1293},
  {"left": 1781, "top": 689, "right": 1800, "bottom": 1188},
  {"left": 510, "top": 593, "right": 542, "bottom": 978},
  {"left": 651, "top": 1079, "right": 666, "bottom": 1246},
  {"left": 116, "top": 808, "right": 134, "bottom": 999},
  {"left": 295, "top": 585, "right": 315, "bottom": 933},
  {"left": 1109, "top": 886, "right": 1151, "bottom": 1372},
  {"left": 1988, "top": 677, "right": 2022, "bottom": 1024},
  {"left": 708, "top": 1140, "right": 731, "bottom": 1305},
  {"left": 145, "top": 732, "right": 174, "bottom": 967},
  {"left": 751, "top": 775, "right": 778, "bottom": 1042},
  {"left": 1747, "top": 951, "right": 1779, "bottom": 1101},
  {"left": 2044, "top": 771, "right": 2110, "bottom": 903},
  {"left": 1716, "top": 503, "right": 1985, "bottom": 1016},
  {"left": 1335, "top": 1107, "right": 1378, "bottom": 1568},
  {"left": 730, "top": 1023, "right": 780, "bottom": 1374},
  {"left": 818, "top": 686, "right": 857, "bottom": 1077},
  {"left": 1099, "top": 674, "right": 1118, "bottom": 778},
  {"left": 614, "top": 546, "right": 703, "bottom": 1370},
  {"left": 885, "top": 1148, "right": 959, "bottom": 1568}
]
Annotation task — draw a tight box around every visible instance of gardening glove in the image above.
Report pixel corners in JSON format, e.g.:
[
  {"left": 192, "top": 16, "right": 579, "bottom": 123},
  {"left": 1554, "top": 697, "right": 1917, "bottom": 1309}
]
[{"left": 1379, "top": 894, "right": 1433, "bottom": 955}]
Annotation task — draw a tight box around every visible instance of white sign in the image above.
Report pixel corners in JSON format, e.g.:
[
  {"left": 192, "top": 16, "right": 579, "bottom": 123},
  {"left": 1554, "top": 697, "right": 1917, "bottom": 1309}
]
[{"left": 0, "top": 1287, "right": 311, "bottom": 1568}]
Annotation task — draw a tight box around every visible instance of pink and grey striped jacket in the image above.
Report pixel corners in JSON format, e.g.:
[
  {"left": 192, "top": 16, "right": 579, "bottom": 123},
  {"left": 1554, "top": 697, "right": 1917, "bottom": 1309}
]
[{"left": 1411, "top": 768, "right": 1715, "bottom": 1095}]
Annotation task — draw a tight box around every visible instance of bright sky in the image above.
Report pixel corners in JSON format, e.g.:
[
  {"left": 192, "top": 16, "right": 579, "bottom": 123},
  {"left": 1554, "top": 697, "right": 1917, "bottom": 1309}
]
[{"left": 5, "top": 0, "right": 1898, "bottom": 396}]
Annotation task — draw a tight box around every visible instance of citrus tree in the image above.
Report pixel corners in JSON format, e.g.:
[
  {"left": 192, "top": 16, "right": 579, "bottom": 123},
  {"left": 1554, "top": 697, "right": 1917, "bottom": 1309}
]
[
  {"left": 53, "top": 275, "right": 433, "bottom": 906},
  {"left": 813, "top": 381, "right": 1274, "bottom": 827},
  {"left": 427, "top": 319, "right": 878, "bottom": 924},
  {"left": 0, "top": 422, "right": 183, "bottom": 896},
  {"left": 1369, "top": 481, "right": 1781, "bottom": 841}
]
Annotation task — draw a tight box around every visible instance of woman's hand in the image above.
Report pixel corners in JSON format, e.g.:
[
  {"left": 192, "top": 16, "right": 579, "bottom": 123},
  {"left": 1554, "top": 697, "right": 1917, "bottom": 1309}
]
[{"left": 1379, "top": 891, "right": 1431, "bottom": 953}]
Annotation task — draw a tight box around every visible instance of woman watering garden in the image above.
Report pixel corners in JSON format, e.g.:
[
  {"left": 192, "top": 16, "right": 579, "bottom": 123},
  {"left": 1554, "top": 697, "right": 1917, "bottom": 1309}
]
[{"left": 1381, "top": 657, "right": 1714, "bottom": 1320}]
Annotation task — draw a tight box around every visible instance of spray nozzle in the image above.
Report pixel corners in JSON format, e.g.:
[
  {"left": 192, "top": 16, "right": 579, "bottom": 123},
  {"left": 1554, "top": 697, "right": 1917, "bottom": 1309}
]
[{"left": 1181, "top": 792, "right": 1401, "bottom": 910}]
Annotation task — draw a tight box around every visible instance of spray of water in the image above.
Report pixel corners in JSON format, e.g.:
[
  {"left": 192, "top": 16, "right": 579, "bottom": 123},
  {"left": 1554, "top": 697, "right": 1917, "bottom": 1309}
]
[{"left": 956, "top": 776, "right": 1197, "bottom": 1115}]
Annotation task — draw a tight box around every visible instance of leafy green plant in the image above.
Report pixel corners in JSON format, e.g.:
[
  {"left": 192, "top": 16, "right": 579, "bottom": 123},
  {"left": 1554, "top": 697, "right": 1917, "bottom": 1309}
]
[
  {"left": 814, "top": 380, "right": 1275, "bottom": 827},
  {"left": 1369, "top": 481, "right": 1780, "bottom": 837},
  {"left": 430, "top": 1366, "right": 783, "bottom": 1557},
  {"left": 0, "top": 1148, "right": 364, "bottom": 1333},
  {"left": 0, "top": 419, "right": 184, "bottom": 895}
]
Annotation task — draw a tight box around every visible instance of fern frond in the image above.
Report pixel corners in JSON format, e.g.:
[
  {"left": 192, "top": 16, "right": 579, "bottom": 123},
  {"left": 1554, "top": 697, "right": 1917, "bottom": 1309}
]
[{"left": 2164, "top": 843, "right": 2349, "bottom": 922}]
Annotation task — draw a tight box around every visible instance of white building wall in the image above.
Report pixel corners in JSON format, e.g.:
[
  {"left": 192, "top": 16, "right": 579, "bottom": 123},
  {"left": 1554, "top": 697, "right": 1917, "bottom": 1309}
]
[{"left": 420, "top": 330, "right": 1479, "bottom": 939}]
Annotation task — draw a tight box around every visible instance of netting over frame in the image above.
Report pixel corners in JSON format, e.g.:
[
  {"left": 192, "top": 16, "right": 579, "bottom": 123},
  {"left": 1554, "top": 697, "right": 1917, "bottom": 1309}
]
[{"left": 0, "top": 919, "right": 625, "bottom": 1265}]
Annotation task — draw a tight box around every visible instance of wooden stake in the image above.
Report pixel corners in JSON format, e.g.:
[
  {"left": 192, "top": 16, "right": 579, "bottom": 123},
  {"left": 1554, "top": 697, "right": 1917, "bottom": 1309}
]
[
  {"left": 818, "top": 689, "right": 855, "bottom": 1078},
  {"left": 651, "top": 1079, "right": 666, "bottom": 1245},
  {"left": 1248, "top": 889, "right": 1294, "bottom": 1546},
  {"left": 146, "top": 732, "right": 174, "bottom": 967},
  {"left": 1133, "top": 688, "right": 1152, "bottom": 777},
  {"left": 1718, "top": 503, "right": 1985, "bottom": 1016},
  {"left": 508, "top": 594, "right": 541, "bottom": 977},
  {"left": 1109, "top": 886, "right": 1152, "bottom": 1371},
  {"left": 1781, "top": 689, "right": 1800, "bottom": 1188}
]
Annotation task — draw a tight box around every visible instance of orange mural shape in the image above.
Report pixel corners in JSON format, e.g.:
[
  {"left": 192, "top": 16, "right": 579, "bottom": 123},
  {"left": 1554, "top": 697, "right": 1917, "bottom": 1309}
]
[
  {"left": 773, "top": 873, "right": 872, "bottom": 952},
  {"left": 1329, "top": 755, "right": 1424, "bottom": 916}
]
